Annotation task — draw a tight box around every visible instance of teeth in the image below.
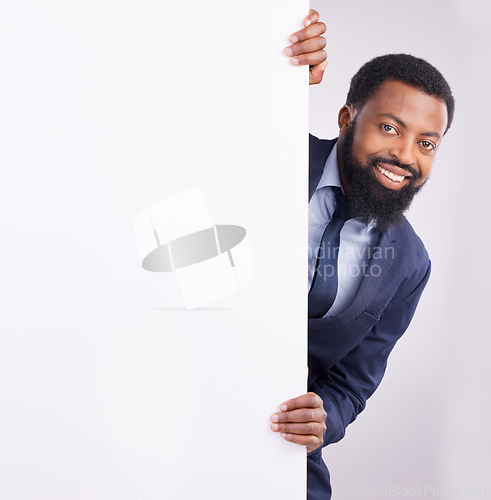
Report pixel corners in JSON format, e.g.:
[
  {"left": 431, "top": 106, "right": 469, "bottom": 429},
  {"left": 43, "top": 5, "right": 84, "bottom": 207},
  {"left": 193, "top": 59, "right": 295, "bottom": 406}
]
[{"left": 376, "top": 165, "right": 405, "bottom": 183}]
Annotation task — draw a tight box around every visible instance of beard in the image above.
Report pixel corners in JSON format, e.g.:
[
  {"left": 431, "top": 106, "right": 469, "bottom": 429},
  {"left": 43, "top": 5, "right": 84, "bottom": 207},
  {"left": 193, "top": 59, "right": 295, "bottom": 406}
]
[{"left": 341, "top": 119, "right": 426, "bottom": 231}]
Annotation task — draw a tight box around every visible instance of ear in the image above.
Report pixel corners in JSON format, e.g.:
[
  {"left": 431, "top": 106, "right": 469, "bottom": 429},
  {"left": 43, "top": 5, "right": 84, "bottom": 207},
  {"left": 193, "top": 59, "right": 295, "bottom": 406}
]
[{"left": 338, "top": 105, "right": 356, "bottom": 135}]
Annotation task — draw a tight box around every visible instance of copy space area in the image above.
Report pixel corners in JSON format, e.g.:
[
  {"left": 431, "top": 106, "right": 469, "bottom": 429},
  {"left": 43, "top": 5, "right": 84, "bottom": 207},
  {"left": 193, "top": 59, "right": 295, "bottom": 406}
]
[{"left": 0, "top": 1, "right": 308, "bottom": 498}]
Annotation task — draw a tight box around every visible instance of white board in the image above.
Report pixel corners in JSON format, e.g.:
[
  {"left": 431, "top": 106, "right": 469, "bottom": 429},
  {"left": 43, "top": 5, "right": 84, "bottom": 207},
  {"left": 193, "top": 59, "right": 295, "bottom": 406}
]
[{"left": 0, "top": 1, "right": 308, "bottom": 498}]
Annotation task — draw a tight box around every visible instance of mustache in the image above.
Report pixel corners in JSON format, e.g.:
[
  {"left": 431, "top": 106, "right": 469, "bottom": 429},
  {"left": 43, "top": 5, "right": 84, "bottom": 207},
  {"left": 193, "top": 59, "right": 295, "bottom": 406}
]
[{"left": 368, "top": 156, "right": 420, "bottom": 180}]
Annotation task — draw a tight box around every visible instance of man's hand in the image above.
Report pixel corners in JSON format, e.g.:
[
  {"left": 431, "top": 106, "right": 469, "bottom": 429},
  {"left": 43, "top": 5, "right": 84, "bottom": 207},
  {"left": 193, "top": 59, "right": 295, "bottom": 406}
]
[
  {"left": 270, "top": 392, "right": 327, "bottom": 453},
  {"left": 284, "top": 9, "right": 327, "bottom": 85}
]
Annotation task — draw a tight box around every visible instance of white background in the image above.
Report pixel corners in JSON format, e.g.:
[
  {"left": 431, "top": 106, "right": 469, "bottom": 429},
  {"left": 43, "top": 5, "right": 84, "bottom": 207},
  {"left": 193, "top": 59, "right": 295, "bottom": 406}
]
[
  {"left": 0, "top": 1, "right": 309, "bottom": 499},
  {"left": 310, "top": 1, "right": 491, "bottom": 498}
]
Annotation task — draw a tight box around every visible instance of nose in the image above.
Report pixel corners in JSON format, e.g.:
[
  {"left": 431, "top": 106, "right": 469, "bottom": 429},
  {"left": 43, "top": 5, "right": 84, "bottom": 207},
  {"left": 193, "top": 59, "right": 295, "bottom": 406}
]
[{"left": 389, "top": 138, "right": 414, "bottom": 166}]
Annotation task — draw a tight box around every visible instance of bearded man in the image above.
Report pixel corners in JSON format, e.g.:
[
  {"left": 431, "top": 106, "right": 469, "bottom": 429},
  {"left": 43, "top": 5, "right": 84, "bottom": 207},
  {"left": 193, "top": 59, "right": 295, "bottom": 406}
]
[{"left": 269, "top": 10, "right": 454, "bottom": 499}]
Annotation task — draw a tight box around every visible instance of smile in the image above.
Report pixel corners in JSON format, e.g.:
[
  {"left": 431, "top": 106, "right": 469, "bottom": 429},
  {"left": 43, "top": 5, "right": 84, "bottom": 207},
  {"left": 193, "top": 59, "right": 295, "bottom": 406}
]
[
  {"left": 376, "top": 165, "right": 406, "bottom": 183},
  {"left": 372, "top": 162, "right": 414, "bottom": 191}
]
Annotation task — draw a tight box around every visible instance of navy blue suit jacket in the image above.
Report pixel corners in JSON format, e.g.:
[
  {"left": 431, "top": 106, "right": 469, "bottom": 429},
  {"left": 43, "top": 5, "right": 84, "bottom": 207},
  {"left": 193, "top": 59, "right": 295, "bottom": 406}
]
[{"left": 307, "top": 135, "right": 431, "bottom": 499}]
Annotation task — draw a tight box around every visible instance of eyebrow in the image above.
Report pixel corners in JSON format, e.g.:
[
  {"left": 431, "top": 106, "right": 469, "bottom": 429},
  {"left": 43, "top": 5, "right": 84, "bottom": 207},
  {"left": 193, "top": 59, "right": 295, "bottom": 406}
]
[{"left": 377, "top": 113, "right": 441, "bottom": 139}]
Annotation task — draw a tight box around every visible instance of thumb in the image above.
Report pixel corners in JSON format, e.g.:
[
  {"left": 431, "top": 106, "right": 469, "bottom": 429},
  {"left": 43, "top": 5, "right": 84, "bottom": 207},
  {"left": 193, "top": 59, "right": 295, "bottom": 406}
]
[{"left": 309, "top": 60, "right": 328, "bottom": 85}]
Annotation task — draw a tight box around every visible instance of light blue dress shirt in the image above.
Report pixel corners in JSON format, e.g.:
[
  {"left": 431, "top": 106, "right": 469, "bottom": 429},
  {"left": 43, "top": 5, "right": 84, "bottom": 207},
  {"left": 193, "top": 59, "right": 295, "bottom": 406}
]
[{"left": 308, "top": 145, "right": 380, "bottom": 317}]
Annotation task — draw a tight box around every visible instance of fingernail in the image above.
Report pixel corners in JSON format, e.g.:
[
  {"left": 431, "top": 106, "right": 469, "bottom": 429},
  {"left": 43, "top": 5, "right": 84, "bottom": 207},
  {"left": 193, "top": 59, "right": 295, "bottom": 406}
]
[
  {"left": 284, "top": 47, "right": 293, "bottom": 56},
  {"left": 291, "top": 58, "right": 298, "bottom": 66},
  {"left": 271, "top": 424, "right": 279, "bottom": 431},
  {"left": 280, "top": 404, "right": 288, "bottom": 411},
  {"left": 305, "top": 20, "right": 311, "bottom": 27},
  {"left": 280, "top": 433, "right": 287, "bottom": 438},
  {"left": 271, "top": 414, "right": 279, "bottom": 422},
  {"left": 290, "top": 35, "right": 298, "bottom": 43}
]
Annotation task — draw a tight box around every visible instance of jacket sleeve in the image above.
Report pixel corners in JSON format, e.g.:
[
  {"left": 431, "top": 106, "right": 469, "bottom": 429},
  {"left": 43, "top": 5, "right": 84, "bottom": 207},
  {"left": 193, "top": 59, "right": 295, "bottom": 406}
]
[{"left": 309, "top": 259, "right": 431, "bottom": 448}]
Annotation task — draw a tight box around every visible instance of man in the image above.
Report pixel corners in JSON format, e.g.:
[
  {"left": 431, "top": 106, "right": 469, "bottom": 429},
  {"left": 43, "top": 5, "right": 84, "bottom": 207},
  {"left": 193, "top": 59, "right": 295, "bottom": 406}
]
[{"left": 269, "top": 10, "right": 454, "bottom": 499}]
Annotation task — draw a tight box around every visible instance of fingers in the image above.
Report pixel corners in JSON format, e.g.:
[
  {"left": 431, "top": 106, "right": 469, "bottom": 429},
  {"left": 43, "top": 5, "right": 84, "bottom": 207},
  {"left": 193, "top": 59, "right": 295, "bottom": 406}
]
[
  {"left": 285, "top": 10, "right": 327, "bottom": 82},
  {"left": 270, "top": 392, "right": 327, "bottom": 453},
  {"left": 289, "top": 21, "right": 326, "bottom": 45},
  {"left": 284, "top": 37, "right": 326, "bottom": 59},
  {"left": 279, "top": 392, "right": 323, "bottom": 411},
  {"left": 289, "top": 50, "right": 327, "bottom": 68},
  {"left": 304, "top": 9, "right": 320, "bottom": 28},
  {"left": 270, "top": 421, "right": 325, "bottom": 436},
  {"left": 270, "top": 416, "right": 326, "bottom": 453},
  {"left": 272, "top": 407, "right": 322, "bottom": 423}
]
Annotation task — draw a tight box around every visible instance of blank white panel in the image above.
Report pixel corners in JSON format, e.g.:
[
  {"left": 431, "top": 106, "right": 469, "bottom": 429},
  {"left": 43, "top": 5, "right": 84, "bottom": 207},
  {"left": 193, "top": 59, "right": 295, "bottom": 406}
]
[
  {"left": 134, "top": 209, "right": 157, "bottom": 261},
  {"left": 0, "top": 1, "right": 308, "bottom": 499},
  {"left": 175, "top": 252, "right": 238, "bottom": 309},
  {"left": 150, "top": 188, "right": 213, "bottom": 243}
]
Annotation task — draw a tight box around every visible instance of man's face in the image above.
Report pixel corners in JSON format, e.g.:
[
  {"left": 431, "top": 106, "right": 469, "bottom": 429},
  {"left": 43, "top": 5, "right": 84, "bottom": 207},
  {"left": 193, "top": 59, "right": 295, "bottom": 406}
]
[{"left": 339, "top": 80, "right": 448, "bottom": 229}]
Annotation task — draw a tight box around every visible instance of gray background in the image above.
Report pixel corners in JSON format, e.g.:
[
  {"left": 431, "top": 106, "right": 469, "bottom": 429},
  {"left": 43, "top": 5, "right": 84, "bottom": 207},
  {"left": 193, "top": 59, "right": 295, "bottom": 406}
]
[{"left": 310, "top": 0, "right": 491, "bottom": 497}]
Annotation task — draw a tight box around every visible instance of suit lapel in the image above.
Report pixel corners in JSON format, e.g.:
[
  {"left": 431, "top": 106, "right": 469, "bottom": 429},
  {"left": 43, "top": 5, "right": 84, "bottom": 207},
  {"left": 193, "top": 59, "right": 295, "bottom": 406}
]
[
  {"left": 308, "top": 226, "right": 398, "bottom": 371},
  {"left": 309, "top": 135, "right": 336, "bottom": 201},
  {"left": 347, "top": 225, "right": 397, "bottom": 317}
]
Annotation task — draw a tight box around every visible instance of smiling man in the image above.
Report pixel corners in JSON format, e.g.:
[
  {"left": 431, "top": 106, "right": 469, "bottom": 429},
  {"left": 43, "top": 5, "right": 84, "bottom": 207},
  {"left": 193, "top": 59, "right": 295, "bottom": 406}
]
[
  {"left": 338, "top": 71, "right": 452, "bottom": 231},
  {"left": 269, "top": 10, "right": 454, "bottom": 500}
]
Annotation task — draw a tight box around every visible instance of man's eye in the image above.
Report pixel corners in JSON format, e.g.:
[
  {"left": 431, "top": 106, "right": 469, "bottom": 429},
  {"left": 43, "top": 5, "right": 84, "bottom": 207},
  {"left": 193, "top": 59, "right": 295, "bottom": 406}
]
[
  {"left": 381, "top": 124, "right": 396, "bottom": 134},
  {"left": 420, "top": 140, "right": 435, "bottom": 150}
]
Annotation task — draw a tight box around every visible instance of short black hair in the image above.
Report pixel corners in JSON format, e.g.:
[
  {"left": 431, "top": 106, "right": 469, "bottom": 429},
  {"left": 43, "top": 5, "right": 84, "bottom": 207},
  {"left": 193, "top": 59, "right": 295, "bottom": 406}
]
[{"left": 346, "top": 53, "right": 455, "bottom": 133}]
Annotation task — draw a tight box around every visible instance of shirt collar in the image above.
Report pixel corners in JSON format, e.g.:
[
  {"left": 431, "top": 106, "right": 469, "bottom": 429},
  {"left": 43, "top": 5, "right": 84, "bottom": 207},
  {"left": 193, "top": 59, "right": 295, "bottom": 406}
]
[{"left": 315, "top": 143, "right": 344, "bottom": 194}]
